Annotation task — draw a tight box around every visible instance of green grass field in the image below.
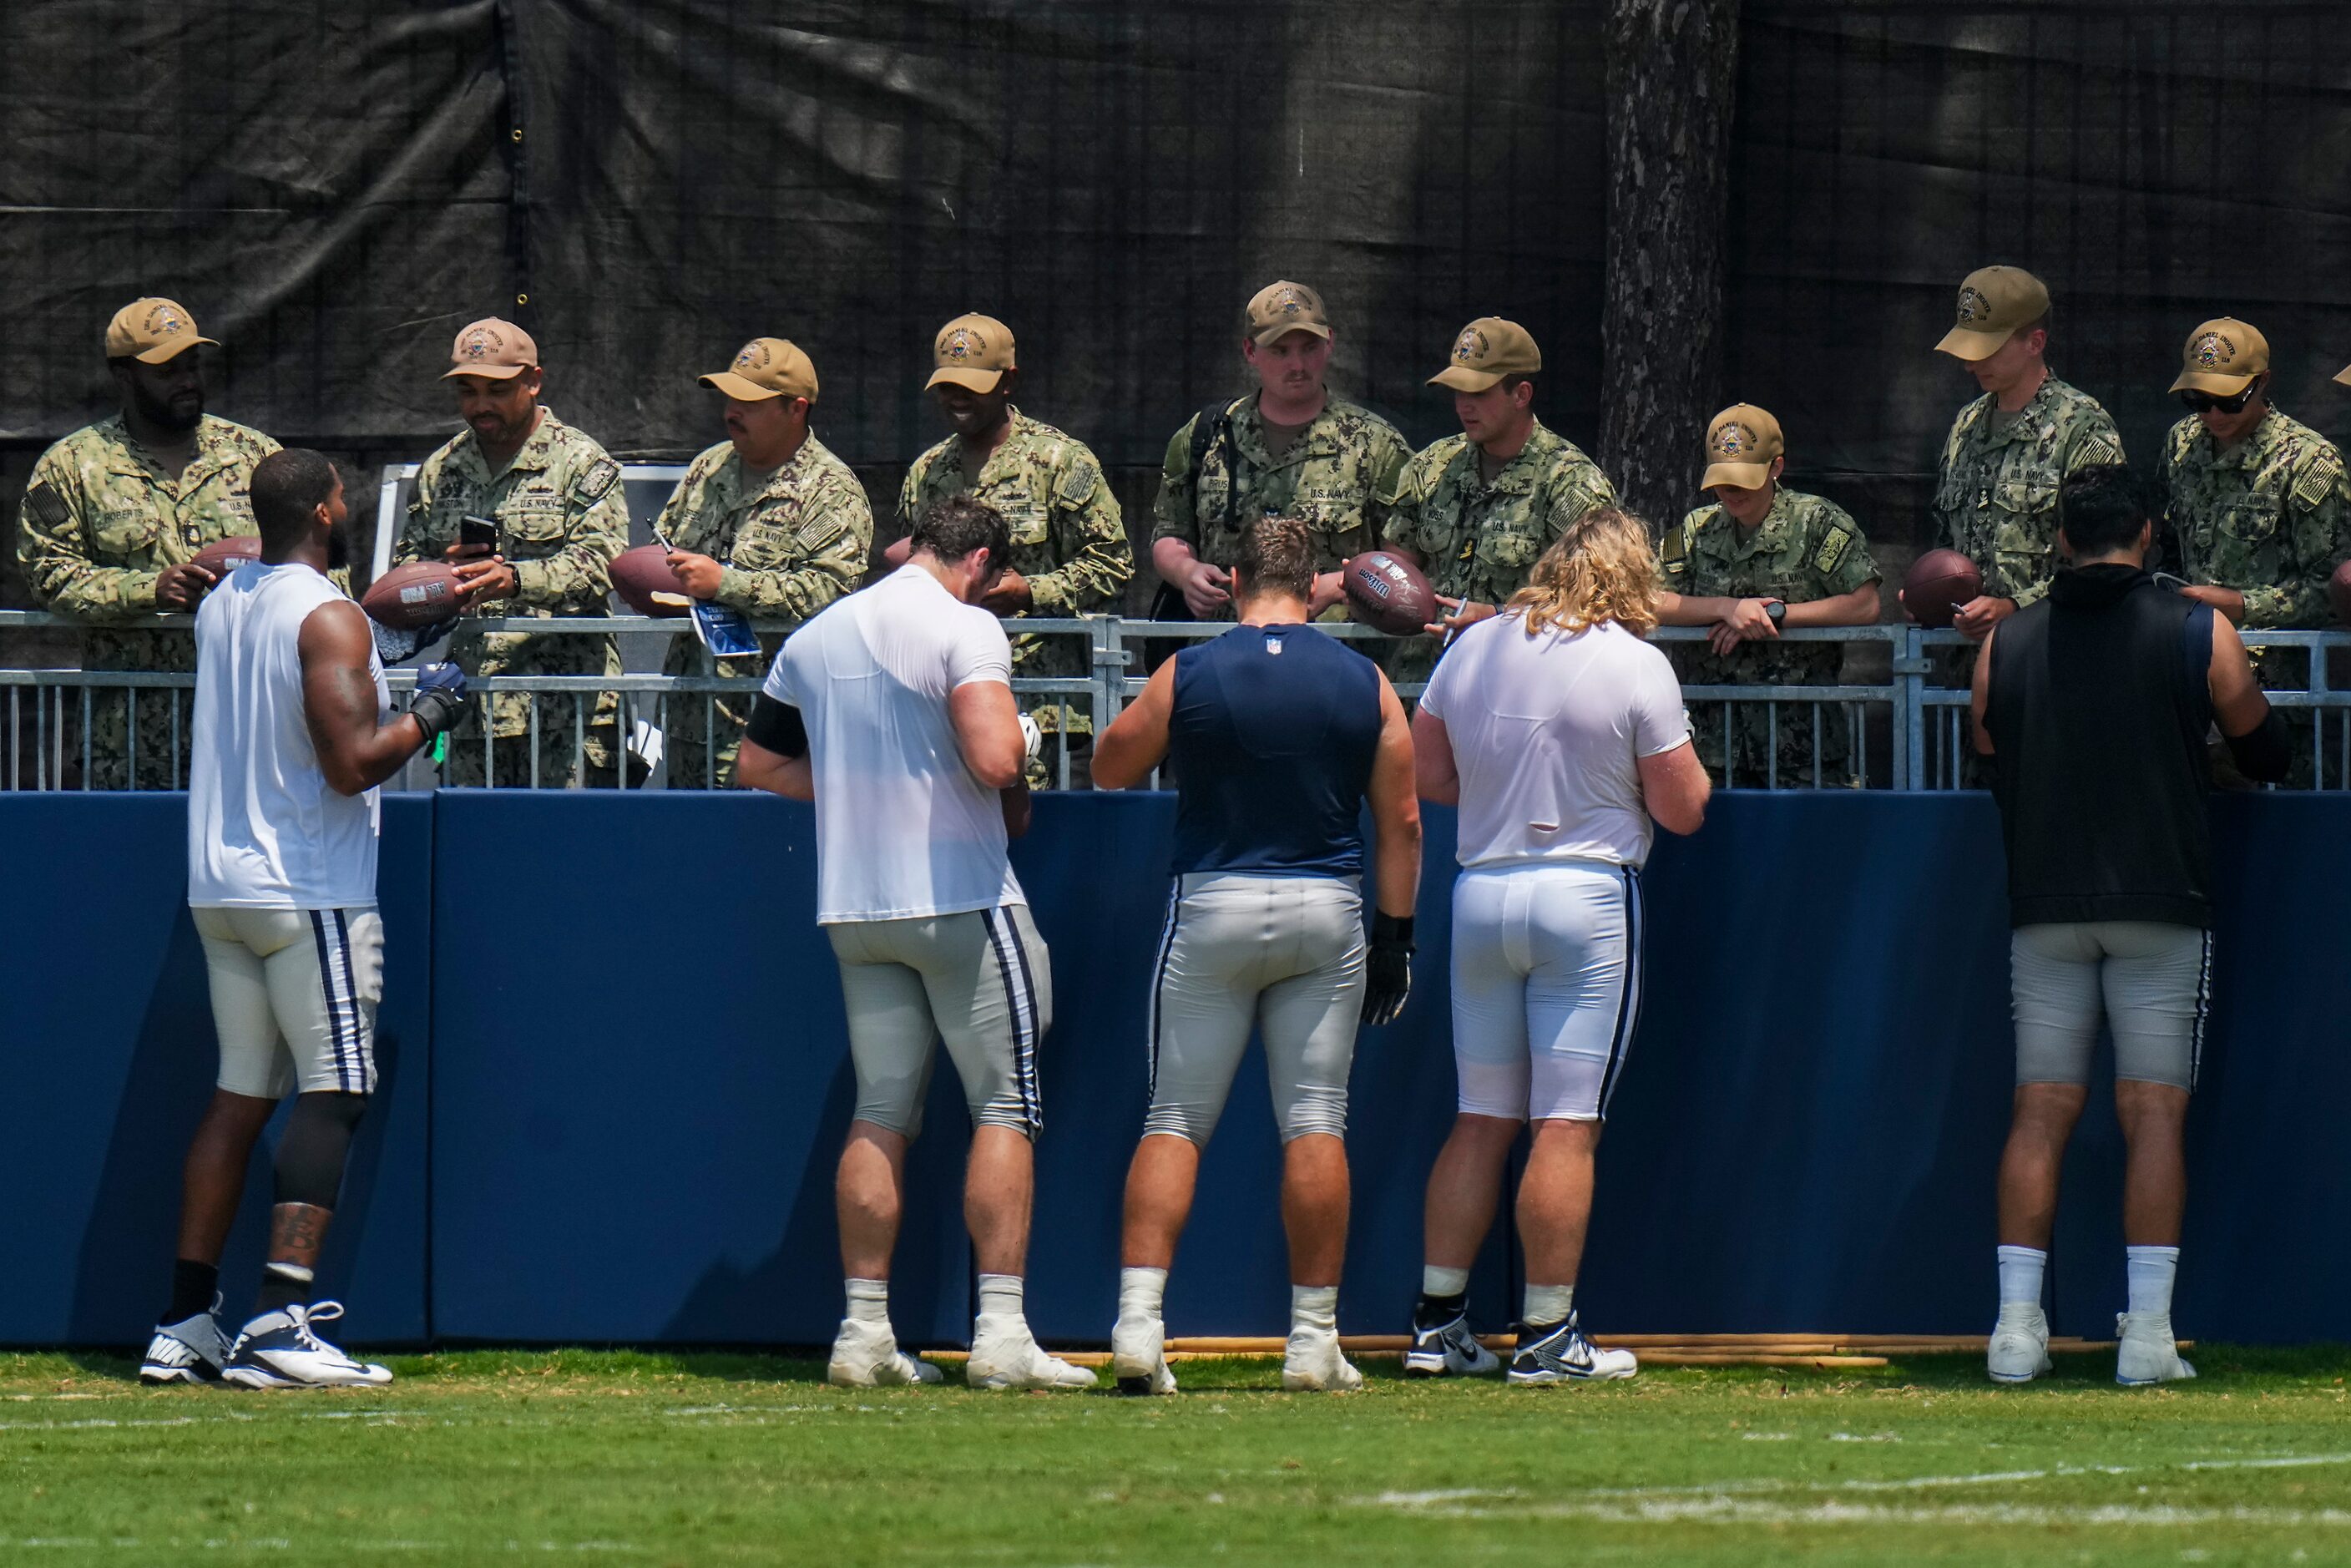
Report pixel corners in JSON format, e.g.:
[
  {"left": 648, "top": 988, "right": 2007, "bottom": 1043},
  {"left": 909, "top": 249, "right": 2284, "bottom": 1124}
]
[{"left": 8, "top": 1346, "right": 2351, "bottom": 1565}]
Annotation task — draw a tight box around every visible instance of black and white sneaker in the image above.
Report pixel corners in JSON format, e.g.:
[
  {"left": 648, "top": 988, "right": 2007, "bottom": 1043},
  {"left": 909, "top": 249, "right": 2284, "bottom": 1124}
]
[
  {"left": 1403, "top": 1301, "right": 1501, "bottom": 1378},
  {"left": 139, "top": 1297, "right": 227, "bottom": 1385},
  {"left": 1505, "top": 1311, "right": 1638, "bottom": 1385},
  {"left": 220, "top": 1302, "right": 392, "bottom": 1389}
]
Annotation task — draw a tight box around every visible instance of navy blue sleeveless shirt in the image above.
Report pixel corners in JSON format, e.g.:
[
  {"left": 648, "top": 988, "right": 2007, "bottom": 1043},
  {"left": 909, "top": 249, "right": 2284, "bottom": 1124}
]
[{"left": 1167, "top": 622, "right": 1383, "bottom": 877}]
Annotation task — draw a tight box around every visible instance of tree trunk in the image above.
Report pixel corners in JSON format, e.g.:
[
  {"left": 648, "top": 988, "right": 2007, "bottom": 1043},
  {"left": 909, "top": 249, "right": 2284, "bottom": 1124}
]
[{"left": 1600, "top": 0, "right": 1740, "bottom": 530}]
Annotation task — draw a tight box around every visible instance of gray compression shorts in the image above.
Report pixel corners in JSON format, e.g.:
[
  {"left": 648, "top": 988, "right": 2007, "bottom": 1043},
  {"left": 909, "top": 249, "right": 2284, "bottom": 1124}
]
[
  {"left": 1145, "top": 873, "right": 1367, "bottom": 1145},
  {"left": 827, "top": 903, "right": 1051, "bottom": 1140},
  {"left": 195, "top": 905, "right": 382, "bottom": 1099},
  {"left": 2010, "top": 921, "right": 2212, "bottom": 1091}
]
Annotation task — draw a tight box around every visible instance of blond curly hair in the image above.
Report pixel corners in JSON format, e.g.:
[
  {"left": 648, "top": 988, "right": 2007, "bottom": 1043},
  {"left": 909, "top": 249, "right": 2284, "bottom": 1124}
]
[{"left": 1502, "top": 506, "right": 1661, "bottom": 638}]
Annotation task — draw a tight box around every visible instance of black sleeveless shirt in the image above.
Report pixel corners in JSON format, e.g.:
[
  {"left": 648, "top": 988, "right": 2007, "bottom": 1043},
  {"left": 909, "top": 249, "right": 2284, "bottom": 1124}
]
[{"left": 1984, "top": 564, "right": 2215, "bottom": 929}]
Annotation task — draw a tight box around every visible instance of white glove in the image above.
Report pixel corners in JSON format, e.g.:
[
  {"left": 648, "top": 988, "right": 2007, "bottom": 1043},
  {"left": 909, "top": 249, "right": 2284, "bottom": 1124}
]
[{"left": 1019, "top": 712, "right": 1044, "bottom": 764}]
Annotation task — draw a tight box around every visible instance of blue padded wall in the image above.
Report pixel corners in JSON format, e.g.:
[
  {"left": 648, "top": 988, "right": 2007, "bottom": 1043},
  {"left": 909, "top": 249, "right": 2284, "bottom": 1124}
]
[{"left": 0, "top": 792, "right": 431, "bottom": 1345}]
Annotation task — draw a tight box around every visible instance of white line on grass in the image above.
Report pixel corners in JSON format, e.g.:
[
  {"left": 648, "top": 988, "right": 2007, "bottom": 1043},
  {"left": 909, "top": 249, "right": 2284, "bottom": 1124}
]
[{"left": 1363, "top": 1449, "right": 2351, "bottom": 1520}]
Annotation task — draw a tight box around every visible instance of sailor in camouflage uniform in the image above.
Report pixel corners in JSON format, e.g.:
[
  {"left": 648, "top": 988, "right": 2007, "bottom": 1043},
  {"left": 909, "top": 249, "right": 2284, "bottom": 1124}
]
[
  {"left": 1151, "top": 281, "right": 1410, "bottom": 624},
  {"left": 1924, "top": 266, "right": 2126, "bottom": 651},
  {"left": 655, "top": 337, "right": 872, "bottom": 787},
  {"left": 17, "top": 298, "right": 280, "bottom": 788},
  {"left": 2161, "top": 318, "right": 2351, "bottom": 785},
  {"left": 2160, "top": 318, "right": 2351, "bottom": 666},
  {"left": 1383, "top": 318, "right": 1616, "bottom": 686},
  {"left": 1656, "top": 405, "right": 1882, "bottom": 785},
  {"left": 393, "top": 318, "right": 626, "bottom": 788},
  {"left": 894, "top": 314, "right": 1130, "bottom": 782}
]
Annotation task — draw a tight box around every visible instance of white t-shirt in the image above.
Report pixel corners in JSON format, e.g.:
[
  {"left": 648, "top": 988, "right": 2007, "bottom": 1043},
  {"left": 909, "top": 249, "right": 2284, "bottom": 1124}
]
[
  {"left": 1419, "top": 613, "right": 1689, "bottom": 870},
  {"left": 763, "top": 564, "right": 1027, "bottom": 923},
  {"left": 188, "top": 562, "right": 387, "bottom": 909}
]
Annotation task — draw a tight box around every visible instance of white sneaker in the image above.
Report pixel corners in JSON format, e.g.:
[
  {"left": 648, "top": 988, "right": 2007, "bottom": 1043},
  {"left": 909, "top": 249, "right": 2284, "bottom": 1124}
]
[
  {"left": 2116, "top": 1312, "right": 2197, "bottom": 1386},
  {"left": 827, "top": 1318, "right": 943, "bottom": 1388},
  {"left": 967, "top": 1318, "right": 1097, "bottom": 1390},
  {"left": 220, "top": 1302, "right": 392, "bottom": 1389},
  {"left": 139, "top": 1298, "right": 226, "bottom": 1385},
  {"left": 1506, "top": 1313, "right": 1638, "bottom": 1384},
  {"left": 1403, "top": 1304, "right": 1502, "bottom": 1378},
  {"left": 1987, "top": 1302, "right": 2053, "bottom": 1383},
  {"left": 1281, "top": 1325, "right": 1363, "bottom": 1393},
  {"left": 1110, "top": 1312, "right": 1177, "bottom": 1396}
]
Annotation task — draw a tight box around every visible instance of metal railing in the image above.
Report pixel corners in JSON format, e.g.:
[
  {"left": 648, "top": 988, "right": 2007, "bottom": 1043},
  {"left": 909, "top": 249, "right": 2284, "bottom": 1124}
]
[{"left": 7, "top": 609, "right": 2351, "bottom": 791}]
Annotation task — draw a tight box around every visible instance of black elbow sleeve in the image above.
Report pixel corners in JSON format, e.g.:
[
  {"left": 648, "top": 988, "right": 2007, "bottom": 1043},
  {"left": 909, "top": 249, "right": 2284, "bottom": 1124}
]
[
  {"left": 2224, "top": 705, "right": 2290, "bottom": 784},
  {"left": 746, "top": 694, "right": 807, "bottom": 759}
]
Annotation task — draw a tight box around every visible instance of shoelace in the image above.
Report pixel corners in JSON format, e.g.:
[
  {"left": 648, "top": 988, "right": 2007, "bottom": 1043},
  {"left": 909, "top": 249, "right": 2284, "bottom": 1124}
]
[{"left": 290, "top": 1301, "right": 350, "bottom": 1356}]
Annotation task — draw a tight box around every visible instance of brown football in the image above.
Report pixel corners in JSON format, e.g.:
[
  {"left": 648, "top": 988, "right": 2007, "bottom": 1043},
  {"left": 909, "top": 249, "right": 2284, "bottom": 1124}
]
[
  {"left": 360, "top": 561, "right": 465, "bottom": 630},
  {"left": 1342, "top": 549, "right": 1437, "bottom": 638},
  {"left": 1902, "top": 548, "right": 1984, "bottom": 629},
  {"left": 611, "top": 542, "right": 692, "bottom": 618},
  {"left": 191, "top": 535, "right": 261, "bottom": 579}
]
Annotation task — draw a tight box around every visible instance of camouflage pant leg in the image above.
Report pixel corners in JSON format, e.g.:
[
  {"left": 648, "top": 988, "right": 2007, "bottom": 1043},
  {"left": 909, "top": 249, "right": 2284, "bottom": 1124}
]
[
  {"left": 1023, "top": 729, "right": 1094, "bottom": 791},
  {"left": 1688, "top": 697, "right": 1860, "bottom": 788},
  {"left": 661, "top": 688, "right": 753, "bottom": 790},
  {"left": 443, "top": 692, "right": 612, "bottom": 787},
  {"left": 70, "top": 685, "right": 195, "bottom": 790}
]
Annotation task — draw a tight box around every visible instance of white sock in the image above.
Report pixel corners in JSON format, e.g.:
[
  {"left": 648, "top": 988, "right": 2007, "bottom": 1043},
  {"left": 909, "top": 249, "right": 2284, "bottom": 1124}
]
[
  {"left": 1421, "top": 1265, "right": 1471, "bottom": 1299},
  {"left": 1997, "top": 1245, "right": 2047, "bottom": 1308},
  {"left": 1523, "top": 1283, "right": 1574, "bottom": 1327},
  {"left": 977, "top": 1272, "right": 1027, "bottom": 1331},
  {"left": 1291, "top": 1284, "right": 1338, "bottom": 1335},
  {"left": 1118, "top": 1267, "right": 1167, "bottom": 1323},
  {"left": 845, "top": 1277, "right": 889, "bottom": 1328},
  {"left": 2126, "top": 1246, "right": 2179, "bottom": 1318}
]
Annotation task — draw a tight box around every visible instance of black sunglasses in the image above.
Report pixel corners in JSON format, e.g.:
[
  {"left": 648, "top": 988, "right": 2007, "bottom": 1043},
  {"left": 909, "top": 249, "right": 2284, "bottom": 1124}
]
[{"left": 2179, "top": 382, "right": 2260, "bottom": 415}]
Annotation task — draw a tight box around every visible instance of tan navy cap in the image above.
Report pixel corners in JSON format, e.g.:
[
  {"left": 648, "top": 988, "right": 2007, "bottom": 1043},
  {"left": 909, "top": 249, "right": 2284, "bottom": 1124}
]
[
  {"left": 2169, "top": 317, "right": 2268, "bottom": 396},
  {"left": 442, "top": 317, "right": 538, "bottom": 381},
  {"left": 700, "top": 337, "right": 817, "bottom": 403},
  {"left": 105, "top": 297, "right": 217, "bottom": 364},
  {"left": 1244, "top": 281, "right": 1332, "bottom": 346},
  {"left": 1934, "top": 266, "right": 2050, "bottom": 361},
  {"left": 2337, "top": 360, "right": 2351, "bottom": 390},
  {"left": 926, "top": 313, "right": 1015, "bottom": 392},
  {"left": 1431, "top": 317, "right": 1541, "bottom": 392},
  {"left": 1700, "top": 404, "right": 1784, "bottom": 491}
]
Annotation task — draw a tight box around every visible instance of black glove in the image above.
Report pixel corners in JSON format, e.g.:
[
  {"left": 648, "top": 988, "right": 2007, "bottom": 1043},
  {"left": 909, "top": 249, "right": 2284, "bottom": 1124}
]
[
  {"left": 408, "top": 661, "right": 471, "bottom": 745},
  {"left": 1363, "top": 912, "right": 1414, "bottom": 1026}
]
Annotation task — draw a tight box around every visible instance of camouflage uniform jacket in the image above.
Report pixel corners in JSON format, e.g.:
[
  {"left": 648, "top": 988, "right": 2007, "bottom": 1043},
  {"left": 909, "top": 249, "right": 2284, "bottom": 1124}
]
[
  {"left": 2161, "top": 408, "right": 2350, "bottom": 630},
  {"left": 1151, "top": 392, "right": 1411, "bottom": 590},
  {"left": 394, "top": 410, "right": 626, "bottom": 736},
  {"left": 1657, "top": 487, "right": 1880, "bottom": 688},
  {"left": 898, "top": 411, "right": 1130, "bottom": 698},
  {"left": 1384, "top": 420, "right": 1616, "bottom": 682},
  {"left": 17, "top": 413, "right": 280, "bottom": 672},
  {"left": 1932, "top": 376, "right": 2126, "bottom": 607},
  {"left": 658, "top": 432, "right": 873, "bottom": 680},
  {"left": 1391, "top": 420, "right": 1616, "bottom": 606}
]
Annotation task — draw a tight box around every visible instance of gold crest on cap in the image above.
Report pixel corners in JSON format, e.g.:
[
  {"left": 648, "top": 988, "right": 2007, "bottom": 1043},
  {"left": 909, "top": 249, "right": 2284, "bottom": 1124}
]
[
  {"left": 1268, "top": 286, "right": 1311, "bottom": 317},
  {"left": 1711, "top": 422, "right": 1756, "bottom": 458},
  {"left": 1955, "top": 287, "right": 1990, "bottom": 326},
  {"left": 2191, "top": 331, "right": 2235, "bottom": 368},
  {"left": 1454, "top": 326, "right": 1489, "bottom": 363},
  {"left": 941, "top": 326, "right": 984, "bottom": 360},
  {"left": 734, "top": 341, "right": 771, "bottom": 371},
  {"left": 144, "top": 303, "right": 186, "bottom": 336},
  {"left": 460, "top": 326, "right": 505, "bottom": 361}
]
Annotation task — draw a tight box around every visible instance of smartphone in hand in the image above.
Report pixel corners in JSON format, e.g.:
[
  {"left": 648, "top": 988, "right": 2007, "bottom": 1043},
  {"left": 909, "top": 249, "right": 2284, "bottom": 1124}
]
[{"left": 458, "top": 515, "right": 503, "bottom": 555}]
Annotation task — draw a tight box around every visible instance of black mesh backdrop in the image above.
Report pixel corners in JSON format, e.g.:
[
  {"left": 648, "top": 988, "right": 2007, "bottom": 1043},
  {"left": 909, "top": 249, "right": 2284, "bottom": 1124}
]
[
  {"left": 1727, "top": 3, "right": 2351, "bottom": 544},
  {"left": 0, "top": 0, "right": 513, "bottom": 447},
  {"left": 4, "top": 0, "right": 2348, "bottom": 544},
  {"left": 494, "top": 0, "right": 1609, "bottom": 465}
]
